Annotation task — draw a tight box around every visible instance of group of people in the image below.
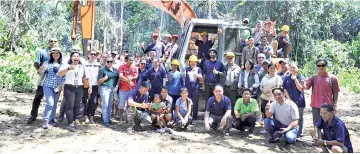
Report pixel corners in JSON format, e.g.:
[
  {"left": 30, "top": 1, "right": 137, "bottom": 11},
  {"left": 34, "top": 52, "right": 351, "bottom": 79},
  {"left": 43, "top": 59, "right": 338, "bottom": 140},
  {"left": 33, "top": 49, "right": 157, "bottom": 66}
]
[{"left": 25, "top": 19, "right": 353, "bottom": 153}]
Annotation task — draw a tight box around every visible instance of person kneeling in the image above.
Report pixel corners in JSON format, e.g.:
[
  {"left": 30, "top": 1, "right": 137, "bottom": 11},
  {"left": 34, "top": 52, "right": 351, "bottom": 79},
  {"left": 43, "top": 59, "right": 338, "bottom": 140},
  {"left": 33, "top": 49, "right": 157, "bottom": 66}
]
[
  {"left": 233, "top": 88, "right": 259, "bottom": 137},
  {"left": 265, "top": 87, "right": 299, "bottom": 144},
  {"left": 150, "top": 94, "right": 170, "bottom": 133},
  {"left": 174, "top": 88, "right": 193, "bottom": 130}
]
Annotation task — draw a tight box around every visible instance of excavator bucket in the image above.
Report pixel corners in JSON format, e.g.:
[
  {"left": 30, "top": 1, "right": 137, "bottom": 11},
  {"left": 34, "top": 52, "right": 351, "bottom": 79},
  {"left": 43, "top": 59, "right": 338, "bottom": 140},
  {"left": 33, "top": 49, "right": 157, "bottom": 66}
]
[{"left": 142, "top": 0, "right": 196, "bottom": 27}]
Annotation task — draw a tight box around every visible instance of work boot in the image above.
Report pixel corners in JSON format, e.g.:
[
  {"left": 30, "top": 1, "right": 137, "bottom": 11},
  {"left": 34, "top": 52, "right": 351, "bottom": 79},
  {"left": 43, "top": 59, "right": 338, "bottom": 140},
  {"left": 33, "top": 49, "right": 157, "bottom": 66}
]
[{"left": 27, "top": 116, "right": 37, "bottom": 125}]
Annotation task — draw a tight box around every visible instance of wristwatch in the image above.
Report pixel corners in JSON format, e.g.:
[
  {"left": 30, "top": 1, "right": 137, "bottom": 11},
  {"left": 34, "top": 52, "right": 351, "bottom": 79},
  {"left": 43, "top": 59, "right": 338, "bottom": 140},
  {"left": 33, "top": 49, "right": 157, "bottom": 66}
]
[{"left": 324, "top": 140, "right": 327, "bottom": 146}]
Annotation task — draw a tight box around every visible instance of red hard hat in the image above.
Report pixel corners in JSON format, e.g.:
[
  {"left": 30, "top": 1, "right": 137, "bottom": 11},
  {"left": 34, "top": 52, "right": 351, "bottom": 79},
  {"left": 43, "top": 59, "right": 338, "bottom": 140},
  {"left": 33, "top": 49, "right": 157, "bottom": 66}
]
[{"left": 172, "top": 35, "right": 179, "bottom": 39}]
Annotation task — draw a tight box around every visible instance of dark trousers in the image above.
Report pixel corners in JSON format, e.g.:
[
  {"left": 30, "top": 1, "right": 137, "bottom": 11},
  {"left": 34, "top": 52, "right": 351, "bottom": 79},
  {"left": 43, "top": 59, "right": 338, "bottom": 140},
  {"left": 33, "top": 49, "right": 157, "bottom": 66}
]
[
  {"left": 85, "top": 86, "right": 99, "bottom": 116},
  {"left": 223, "top": 86, "right": 237, "bottom": 115},
  {"left": 149, "top": 86, "right": 161, "bottom": 101},
  {"left": 261, "top": 98, "right": 272, "bottom": 117},
  {"left": 64, "top": 85, "right": 84, "bottom": 124},
  {"left": 233, "top": 114, "right": 257, "bottom": 133},
  {"left": 169, "top": 94, "right": 180, "bottom": 112},
  {"left": 204, "top": 82, "right": 216, "bottom": 101},
  {"left": 82, "top": 88, "right": 89, "bottom": 116},
  {"left": 188, "top": 89, "right": 199, "bottom": 120},
  {"left": 30, "top": 86, "right": 44, "bottom": 117}
]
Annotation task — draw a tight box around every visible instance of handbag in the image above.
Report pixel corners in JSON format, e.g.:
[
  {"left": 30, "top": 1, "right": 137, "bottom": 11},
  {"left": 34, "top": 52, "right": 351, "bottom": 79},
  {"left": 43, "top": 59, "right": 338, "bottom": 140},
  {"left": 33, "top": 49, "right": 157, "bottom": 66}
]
[{"left": 82, "top": 65, "right": 89, "bottom": 88}]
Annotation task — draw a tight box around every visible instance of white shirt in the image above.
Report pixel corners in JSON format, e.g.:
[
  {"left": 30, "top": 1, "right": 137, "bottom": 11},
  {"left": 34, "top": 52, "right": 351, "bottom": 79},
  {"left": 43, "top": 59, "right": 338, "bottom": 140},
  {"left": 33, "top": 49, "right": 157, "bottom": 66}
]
[
  {"left": 59, "top": 64, "right": 90, "bottom": 86},
  {"left": 85, "top": 60, "right": 101, "bottom": 86}
]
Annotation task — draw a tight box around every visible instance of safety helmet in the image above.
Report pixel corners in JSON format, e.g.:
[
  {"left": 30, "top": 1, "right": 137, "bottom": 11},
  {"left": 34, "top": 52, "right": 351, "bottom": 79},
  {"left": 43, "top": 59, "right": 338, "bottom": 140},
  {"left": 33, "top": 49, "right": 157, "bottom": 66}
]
[
  {"left": 281, "top": 25, "right": 290, "bottom": 32},
  {"left": 189, "top": 55, "right": 198, "bottom": 62},
  {"left": 171, "top": 59, "right": 180, "bottom": 66}
]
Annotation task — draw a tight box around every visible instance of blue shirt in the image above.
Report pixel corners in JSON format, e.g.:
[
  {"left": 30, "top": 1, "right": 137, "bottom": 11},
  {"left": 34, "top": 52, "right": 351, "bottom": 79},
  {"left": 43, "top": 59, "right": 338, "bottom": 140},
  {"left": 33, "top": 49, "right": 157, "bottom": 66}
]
[
  {"left": 127, "top": 89, "right": 149, "bottom": 112},
  {"left": 257, "top": 45, "right": 272, "bottom": 60},
  {"left": 136, "top": 68, "right": 148, "bottom": 89},
  {"left": 146, "top": 67, "right": 167, "bottom": 89},
  {"left": 175, "top": 97, "right": 193, "bottom": 118},
  {"left": 316, "top": 116, "right": 353, "bottom": 153},
  {"left": 282, "top": 74, "right": 305, "bottom": 108},
  {"left": 35, "top": 48, "right": 51, "bottom": 66},
  {"left": 145, "top": 59, "right": 153, "bottom": 71},
  {"left": 254, "top": 64, "right": 262, "bottom": 73},
  {"left": 184, "top": 66, "right": 202, "bottom": 90},
  {"left": 203, "top": 59, "right": 224, "bottom": 84},
  {"left": 167, "top": 71, "right": 183, "bottom": 95},
  {"left": 205, "top": 96, "right": 232, "bottom": 116},
  {"left": 42, "top": 62, "right": 65, "bottom": 88},
  {"left": 195, "top": 39, "right": 214, "bottom": 59}
]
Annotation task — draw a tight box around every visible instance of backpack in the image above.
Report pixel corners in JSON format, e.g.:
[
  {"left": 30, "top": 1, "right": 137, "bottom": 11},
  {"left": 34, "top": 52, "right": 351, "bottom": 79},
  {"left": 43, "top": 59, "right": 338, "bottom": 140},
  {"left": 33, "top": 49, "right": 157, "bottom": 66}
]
[{"left": 311, "top": 75, "right": 335, "bottom": 102}]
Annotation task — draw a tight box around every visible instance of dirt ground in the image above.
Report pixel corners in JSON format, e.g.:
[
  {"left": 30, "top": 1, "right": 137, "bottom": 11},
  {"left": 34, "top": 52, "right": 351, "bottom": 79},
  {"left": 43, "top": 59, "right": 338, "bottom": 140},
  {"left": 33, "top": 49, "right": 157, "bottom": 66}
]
[{"left": 0, "top": 88, "right": 359, "bottom": 153}]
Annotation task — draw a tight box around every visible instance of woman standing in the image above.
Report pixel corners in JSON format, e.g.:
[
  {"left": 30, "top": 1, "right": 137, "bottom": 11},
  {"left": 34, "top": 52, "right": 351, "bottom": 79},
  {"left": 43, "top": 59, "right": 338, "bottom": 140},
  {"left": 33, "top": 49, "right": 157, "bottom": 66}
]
[
  {"left": 39, "top": 47, "right": 65, "bottom": 129},
  {"left": 167, "top": 59, "right": 182, "bottom": 108},
  {"left": 58, "top": 51, "right": 91, "bottom": 132},
  {"left": 237, "top": 60, "right": 260, "bottom": 98},
  {"left": 98, "top": 57, "right": 119, "bottom": 127}
]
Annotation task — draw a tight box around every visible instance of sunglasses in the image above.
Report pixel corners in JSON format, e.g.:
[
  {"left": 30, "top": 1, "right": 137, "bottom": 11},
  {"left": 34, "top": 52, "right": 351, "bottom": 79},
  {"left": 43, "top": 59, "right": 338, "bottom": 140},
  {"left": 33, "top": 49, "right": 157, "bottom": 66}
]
[
  {"left": 140, "top": 63, "right": 146, "bottom": 65},
  {"left": 50, "top": 40, "right": 57, "bottom": 43},
  {"left": 107, "top": 61, "right": 113, "bottom": 64},
  {"left": 90, "top": 53, "right": 97, "bottom": 56},
  {"left": 258, "top": 57, "right": 265, "bottom": 59},
  {"left": 317, "top": 64, "right": 327, "bottom": 67}
]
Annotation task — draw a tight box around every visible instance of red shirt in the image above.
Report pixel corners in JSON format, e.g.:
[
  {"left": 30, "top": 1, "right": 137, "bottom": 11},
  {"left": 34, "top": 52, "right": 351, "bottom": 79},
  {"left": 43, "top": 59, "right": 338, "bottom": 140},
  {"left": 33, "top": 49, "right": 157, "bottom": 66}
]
[
  {"left": 305, "top": 73, "right": 340, "bottom": 108},
  {"left": 118, "top": 64, "right": 138, "bottom": 91}
]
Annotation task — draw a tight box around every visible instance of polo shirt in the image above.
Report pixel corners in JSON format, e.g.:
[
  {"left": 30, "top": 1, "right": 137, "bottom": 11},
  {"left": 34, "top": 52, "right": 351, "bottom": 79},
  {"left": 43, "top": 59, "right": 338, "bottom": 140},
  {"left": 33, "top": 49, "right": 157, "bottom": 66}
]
[
  {"left": 136, "top": 68, "right": 148, "bottom": 89},
  {"left": 97, "top": 66, "right": 119, "bottom": 88},
  {"left": 184, "top": 66, "right": 202, "bottom": 90},
  {"left": 167, "top": 71, "right": 183, "bottom": 95},
  {"left": 127, "top": 89, "right": 149, "bottom": 112},
  {"left": 195, "top": 39, "right": 214, "bottom": 60},
  {"left": 119, "top": 64, "right": 138, "bottom": 91},
  {"left": 315, "top": 116, "right": 353, "bottom": 153},
  {"left": 35, "top": 48, "right": 50, "bottom": 66},
  {"left": 146, "top": 66, "right": 167, "bottom": 89},
  {"left": 282, "top": 73, "right": 305, "bottom": 108},
  {"left": 205, "top": 96, "right": 232, "bottom": 116},
  {"left": 145, "top": 59, "right": 153, "bottom": 70},
  {"left": 203, "top": 59, "right": 224, "bottom": 84},
  {"left": 234, "top": 98, "right": 259, "bottom": 116},
  {"left": 269, "top": 99, "right": 299, "bottom": 126},
  {"left": 305, "top": 73, "right": 340, "bottom": 108}
]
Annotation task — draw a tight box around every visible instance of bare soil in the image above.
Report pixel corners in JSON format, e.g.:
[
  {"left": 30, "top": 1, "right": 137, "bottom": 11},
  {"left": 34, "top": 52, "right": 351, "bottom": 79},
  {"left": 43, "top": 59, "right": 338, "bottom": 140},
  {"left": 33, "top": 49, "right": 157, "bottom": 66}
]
[{"left": 0, "top": 89, "right": 359, "bottom": 153}]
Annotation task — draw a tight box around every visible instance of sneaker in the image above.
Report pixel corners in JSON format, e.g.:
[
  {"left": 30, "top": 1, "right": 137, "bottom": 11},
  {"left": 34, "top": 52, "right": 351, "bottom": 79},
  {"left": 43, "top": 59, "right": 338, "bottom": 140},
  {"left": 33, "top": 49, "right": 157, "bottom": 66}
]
[
  {"left": 157, "top": 128, "right": 165, "bottom": 133},
  {"left": 164, "top": 127, "right": 171, "bottom": 132},
  {"left": 43, "top": 121, "right": 49, "bottom": 129},
  {"left": 67, "top": 123, "right": 77, "bottom": 132},
  {"left": 248, "top": 133, "right": 255, "bottom": 138},
  {"left": 259, "top": 129, "right": 268, "bottom": 134},
  {"left": 27, "top": 116, "right": 37, "bottom": 125},
  {"left": 268, "top": 137, "right": 280, "bottom": 143},
  {"left": 223, "top": 131, "right": 230, "bottom": 136},
  {"left": 49, "top": 119, "right": 58, "bottom": 127},
  {"left": 104, "top": 123, "right": 111, "bottom": 128},
  {"left": 84, "top": 116, "right": 90, "bottom": 124}
]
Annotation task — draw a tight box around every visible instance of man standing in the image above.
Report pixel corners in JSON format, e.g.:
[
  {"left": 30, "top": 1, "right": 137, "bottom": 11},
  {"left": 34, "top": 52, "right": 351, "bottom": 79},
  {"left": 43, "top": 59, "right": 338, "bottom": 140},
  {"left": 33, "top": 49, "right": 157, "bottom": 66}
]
[
  {"left": 303, "top": 58, "right": 340, "bottom": 126},
  {"left": 136, "top": 58, "right": 148, "bottom": 89},
  {"left": 203, "top": 49, "right": 225, "bottom": 100},
  {"left": 141, "top": 33, "right": 165, "bottom": 58},
  {"left": 275, "top": 25, "right": 291, "bottom": 58},
  {"left": 221, "top": 52, "right": 240, "bottom": 114},
  {"left": 265, "top": 88, "right": 299, "bottom": 144},
  {"left": 147, "top": 58, "right": 167, "bottom": 101},
  {"left": 195, "top": 28, "right": 221, "bottom": 68},
  {"left": 241, "top": 37, "right": 259, "bottom": 69},
  {"left": 204, "top": 85, "right": 233, "bottom": 136},
  {"left": 118, "top": 55, "right": 138, "bottom": 122},
  {"left": 313, "top": 104, "right": 353, "bottom": 153},
  {"left": 27, "top": 38, "right": 56, "bottom": 124}
]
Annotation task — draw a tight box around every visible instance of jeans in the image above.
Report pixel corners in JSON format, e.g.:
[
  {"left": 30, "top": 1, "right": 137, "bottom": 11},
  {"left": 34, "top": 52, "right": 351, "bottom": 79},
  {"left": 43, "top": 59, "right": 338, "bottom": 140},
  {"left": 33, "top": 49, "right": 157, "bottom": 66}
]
[
  {"left": 43, "top": 86, "right": 60, "bottom": 122},
  {"left": 265, "top": 118, "right": 299, "bottom": 144},
  {"left": 208, "top": 114, "right": 233, "bottom": 131},
  {"left": 99, "top": 86, "right": 114, "bottom": 124},
  {"left": 188, "top": 89, "right": 199, "bottom": 120},
  {"left": 118, "top": 90, "right": 130, "bottom": 109},
  {"left": 298, "top": 107, "right": 305, "bottom": 136},
  {"left": 64, "top": 85, "right": 84, "bottom": 124},
  {"left": 85, "top": 86, "right": 99, "bottom": 116},
  {"left": 30, "top": 86, "right": 44, "bottom": 117}
]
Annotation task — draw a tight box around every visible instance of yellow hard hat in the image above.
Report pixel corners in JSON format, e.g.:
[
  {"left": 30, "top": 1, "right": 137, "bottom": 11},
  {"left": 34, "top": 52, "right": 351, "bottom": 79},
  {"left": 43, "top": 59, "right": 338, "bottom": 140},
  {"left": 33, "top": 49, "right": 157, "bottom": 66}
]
[
  {"left": 281, "top": 25, "right": 290, "bottom": 32},
  {"left": 171, "top": 59, "right": 180, "bottom": 66},
  {"left": 189, "top": 55, "right": 198, "bottom": 62},
  {"left": 200, "top": 31, "right": 208, "bottom": 36},
  {"left": 226, "top": 52, "right": 235, "bottom": 57}
]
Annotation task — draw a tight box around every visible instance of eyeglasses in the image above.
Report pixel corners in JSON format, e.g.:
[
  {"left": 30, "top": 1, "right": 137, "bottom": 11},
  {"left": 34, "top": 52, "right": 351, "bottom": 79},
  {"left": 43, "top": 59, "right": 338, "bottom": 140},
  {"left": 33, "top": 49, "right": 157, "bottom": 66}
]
[
  {"left": 90, "top": 53, "right": 97, "bottom": 56},
  {"left": 258, "top": 57, "right": 265, "bottom": 59},
  {"left": 50, "top": 40, "right": 57, "bottom": 43},
  {"left": 317, "top": 64, "right": 327, "bottom": 67},
  {"left": 107, "top": 61, "right": 113, "bottom": 64}
]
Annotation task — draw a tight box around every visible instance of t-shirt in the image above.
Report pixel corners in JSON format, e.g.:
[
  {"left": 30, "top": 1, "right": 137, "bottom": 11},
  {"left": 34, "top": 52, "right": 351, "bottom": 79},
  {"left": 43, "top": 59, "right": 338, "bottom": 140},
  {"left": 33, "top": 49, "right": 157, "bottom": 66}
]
[
  {"left": 85, "top": 61, "right": 101, "bottom": 86},
  {"left": 260, "top": 74, "right": 283, "bottom": 101},
  {"left": 234, "top": 98, "right": 259, "bottom": 116},
  {"left": 269, "top": 99, "right": 299, "bottom": 126},
  {"left": 195, "top": 39, "right": 214, "bottom": 60},
  {"left": 127, "top": 89, "right": 149, "bottom": 112},
  {"left": 205, "top": 96, "right": 232, "bottom": 116},
  {"left": 119, "top": 64, "right": 138, "bottom": 91},
  {"left": 176, "top": 97, "right": 193, "bottom": 117},
  {"left": 167, "top": 71, "right": 183, "bottom": 95},
  {"left": 151, "top": 102, "right": 166, "bottom": 111},
  {"left": 59, "top": 64, "right": 90, "bottom": 86}
]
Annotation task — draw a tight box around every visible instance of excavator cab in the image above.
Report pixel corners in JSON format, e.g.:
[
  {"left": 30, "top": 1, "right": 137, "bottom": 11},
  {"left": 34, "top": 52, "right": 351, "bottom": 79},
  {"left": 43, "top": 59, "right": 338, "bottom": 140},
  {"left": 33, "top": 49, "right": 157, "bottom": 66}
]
[{"left": 174, "top": 18, "right": 251, "bottom": 115}]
